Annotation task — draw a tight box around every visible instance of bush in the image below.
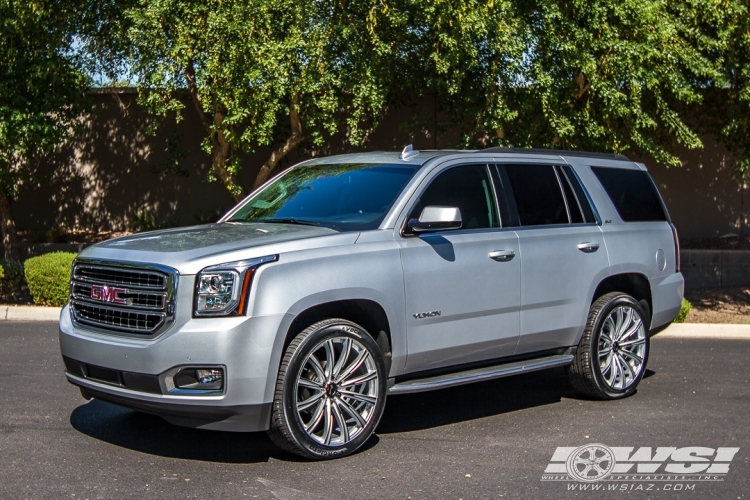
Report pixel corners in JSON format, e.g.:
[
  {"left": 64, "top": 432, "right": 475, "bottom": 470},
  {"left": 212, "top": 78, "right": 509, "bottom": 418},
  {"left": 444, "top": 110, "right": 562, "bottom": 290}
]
[
  {"left": 674, "top": 297, "right": 692, "bottom": 323},
  {"left": 24, "top": 252, "right": 77, "bottom": 306},
  {"left": 0, "top": 260, "right": 25, "bottom": 301}
]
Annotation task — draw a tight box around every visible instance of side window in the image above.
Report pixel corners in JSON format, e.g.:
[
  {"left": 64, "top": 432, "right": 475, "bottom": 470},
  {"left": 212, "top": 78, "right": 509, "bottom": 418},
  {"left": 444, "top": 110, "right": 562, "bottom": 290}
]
[
  {"left": 408, "top": 165, "right": 500, "bottom": 230},
  {"left": 503, "top": 164, "right": 568, "bottom": 226},
  {"left": 560, "top": 165, "right": 596, "bottom": 223},
  {"left": 591, "top": 166, "right": 667, "bottom": 222}
]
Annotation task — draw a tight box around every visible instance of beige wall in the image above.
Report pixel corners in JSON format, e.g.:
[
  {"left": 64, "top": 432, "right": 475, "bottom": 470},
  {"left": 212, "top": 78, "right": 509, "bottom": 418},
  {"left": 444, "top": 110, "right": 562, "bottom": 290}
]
[{"left": 14, "top": 91, "right": 745, "bottom": 240}]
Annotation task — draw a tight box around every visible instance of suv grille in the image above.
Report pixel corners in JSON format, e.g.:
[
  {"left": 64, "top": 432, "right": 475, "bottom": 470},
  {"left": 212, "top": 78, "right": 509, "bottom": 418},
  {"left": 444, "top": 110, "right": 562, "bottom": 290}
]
[{"left": 70, "top": 262, "right": 177, "bottom": 335}]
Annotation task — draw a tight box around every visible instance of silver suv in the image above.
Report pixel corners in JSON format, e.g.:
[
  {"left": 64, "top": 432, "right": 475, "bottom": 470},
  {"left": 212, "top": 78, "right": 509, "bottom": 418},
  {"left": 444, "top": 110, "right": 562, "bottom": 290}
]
[{"left": 59, "top": 147, "right": 684, "bottom": 459}]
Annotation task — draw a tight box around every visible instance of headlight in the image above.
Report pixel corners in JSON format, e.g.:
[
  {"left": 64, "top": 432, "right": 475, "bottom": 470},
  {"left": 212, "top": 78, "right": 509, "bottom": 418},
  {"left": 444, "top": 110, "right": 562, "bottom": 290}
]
[{"left": 194, "top": 255, "right": 277, "bottom": 317}]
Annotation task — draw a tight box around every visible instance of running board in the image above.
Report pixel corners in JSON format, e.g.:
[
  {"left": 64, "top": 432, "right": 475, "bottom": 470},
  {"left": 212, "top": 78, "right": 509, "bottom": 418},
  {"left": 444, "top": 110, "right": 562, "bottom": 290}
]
[{"left": 388, "top": 354, "right": 574, "bottom": 395}]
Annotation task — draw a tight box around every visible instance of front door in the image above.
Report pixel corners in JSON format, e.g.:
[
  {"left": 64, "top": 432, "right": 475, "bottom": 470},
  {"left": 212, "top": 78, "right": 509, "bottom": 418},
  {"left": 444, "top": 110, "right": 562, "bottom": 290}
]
[{"left": 398, "top": 164, "right": 521, "bottom": 374}]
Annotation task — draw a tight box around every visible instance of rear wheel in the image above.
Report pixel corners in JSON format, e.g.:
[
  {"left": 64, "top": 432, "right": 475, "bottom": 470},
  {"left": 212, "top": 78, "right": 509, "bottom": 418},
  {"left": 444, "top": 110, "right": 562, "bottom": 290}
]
[
  {"left": 268, "top": 319, "right": 387, "bottom": 459},
  {"left": 568, "top": 292, "right": 649, "bottom": 399}
]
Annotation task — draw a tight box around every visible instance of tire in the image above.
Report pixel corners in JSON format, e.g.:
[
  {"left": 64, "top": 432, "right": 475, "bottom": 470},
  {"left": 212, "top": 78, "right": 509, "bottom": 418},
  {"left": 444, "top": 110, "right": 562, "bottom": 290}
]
[
  {"left": 268, "top": 319, "right": 388, "bottom": 459},
  {"left": 568, "top": 292, "right": 650, "bottom": 399}
]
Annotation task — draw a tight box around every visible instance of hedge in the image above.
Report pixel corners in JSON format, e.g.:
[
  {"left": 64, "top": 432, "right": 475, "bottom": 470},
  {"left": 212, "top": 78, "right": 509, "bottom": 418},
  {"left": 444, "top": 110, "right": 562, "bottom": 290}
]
[
  {"left": 0, "top": 260, "right": 25, "bottom": 301},
  {"left": 674, "top": 298, "right": 692, "bottom": 323},
  {"left": 24, "top": 252, "right": 77, "bottom": 307}
]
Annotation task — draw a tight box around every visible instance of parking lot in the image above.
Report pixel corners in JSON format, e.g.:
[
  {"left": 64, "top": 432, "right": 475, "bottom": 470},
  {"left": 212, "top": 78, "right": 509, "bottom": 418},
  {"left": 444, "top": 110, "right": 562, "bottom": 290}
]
[{"left": 1, "top": 321, "right": 748, "bottom": 499}]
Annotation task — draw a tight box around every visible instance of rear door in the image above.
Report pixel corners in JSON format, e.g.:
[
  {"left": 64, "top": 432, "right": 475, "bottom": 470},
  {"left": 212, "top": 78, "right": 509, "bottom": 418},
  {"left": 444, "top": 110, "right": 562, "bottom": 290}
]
[
  {"left": 497, "top": 162, "right": 610, "bottom": 354},
  {"left": 397, "top": 163, "right": 521, "bottom": 374}
]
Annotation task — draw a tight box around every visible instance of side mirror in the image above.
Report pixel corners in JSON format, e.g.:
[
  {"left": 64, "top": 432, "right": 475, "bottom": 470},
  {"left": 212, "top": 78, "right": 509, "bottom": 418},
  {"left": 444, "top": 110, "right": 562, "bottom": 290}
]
[{"left": 407, "top": 206, "right": 462, "bottom": 233}]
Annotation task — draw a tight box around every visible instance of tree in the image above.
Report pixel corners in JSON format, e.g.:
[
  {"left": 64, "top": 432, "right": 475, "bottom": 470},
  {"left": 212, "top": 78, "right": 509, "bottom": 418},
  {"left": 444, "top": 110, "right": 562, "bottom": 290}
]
[
  {"left": 0, "top": 0, "right": 93, "bottom": 261},
  {"left": 505, "top": 0, "right": 718, "bottom": 165},
  {"left": 412, "top": 0, "right": 717, "bottom": 166},
  {"left": 364, "top": 0, "right": 720, "bottom": 168},
  {"left": 124, "top": 0, "right": 391, "bottom": 202},
  {"left": 675, "top": 0, "right": 750, "bottom": 177}
]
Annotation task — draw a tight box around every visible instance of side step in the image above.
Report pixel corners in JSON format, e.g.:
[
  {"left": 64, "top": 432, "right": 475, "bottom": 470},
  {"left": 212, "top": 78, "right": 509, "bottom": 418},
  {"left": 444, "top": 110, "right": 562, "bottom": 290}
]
[{"left": 388, "top": 354, "right": 574, "bottom": 395}]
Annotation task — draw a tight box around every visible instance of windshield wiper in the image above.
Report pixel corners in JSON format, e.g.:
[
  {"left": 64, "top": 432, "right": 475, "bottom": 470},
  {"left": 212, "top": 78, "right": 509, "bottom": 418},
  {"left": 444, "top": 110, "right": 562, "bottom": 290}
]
[
  {"left": 242, "top": 218, "right": 342, "bottom": 232},
  {"left": 253, "top": 217, "right": 323, "bottom": 226},
  {"left": 256, "top": 218, "right": 325, "bottom": 227}
]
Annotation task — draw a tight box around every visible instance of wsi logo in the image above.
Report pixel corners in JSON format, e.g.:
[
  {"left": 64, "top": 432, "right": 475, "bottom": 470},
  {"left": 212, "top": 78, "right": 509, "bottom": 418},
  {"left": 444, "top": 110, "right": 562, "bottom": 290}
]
[
  {"left": 90, "top": 285, "right": 127, "bottom": 304},
  {"left": 542, "top": 444, "right": 740, "bottom": 482}
]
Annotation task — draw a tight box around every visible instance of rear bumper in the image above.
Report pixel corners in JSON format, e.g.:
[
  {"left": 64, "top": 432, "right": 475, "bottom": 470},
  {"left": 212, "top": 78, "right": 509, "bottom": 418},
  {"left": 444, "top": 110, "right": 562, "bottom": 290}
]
[
  {"left": 59, "top": 304, "right": 291, "bottom": 432},
  {"left": 650, "top": 272, "right": 684, "bottom": 330}
]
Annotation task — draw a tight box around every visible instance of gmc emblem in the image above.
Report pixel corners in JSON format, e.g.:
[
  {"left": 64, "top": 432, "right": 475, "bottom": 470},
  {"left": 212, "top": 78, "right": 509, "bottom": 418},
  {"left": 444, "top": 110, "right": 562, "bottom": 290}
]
[{"left": 90, "top": 285, "right": 127, "bottom": 304}]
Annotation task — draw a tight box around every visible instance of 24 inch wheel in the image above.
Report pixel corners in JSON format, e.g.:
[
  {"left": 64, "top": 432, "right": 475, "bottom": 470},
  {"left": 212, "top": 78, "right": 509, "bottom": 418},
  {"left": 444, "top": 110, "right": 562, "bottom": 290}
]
[
  {"left": 568, "top": 292, "right": 649, "bottom": 399},
  {"left": 268, "top": 319, "right": 387, "bottom": 459}
]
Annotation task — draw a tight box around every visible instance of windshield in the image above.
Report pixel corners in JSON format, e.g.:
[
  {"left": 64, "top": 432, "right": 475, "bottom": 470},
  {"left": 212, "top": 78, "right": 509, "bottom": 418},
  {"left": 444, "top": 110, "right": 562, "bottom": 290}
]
[{"left": 227, "top": 163, "right": 419, "bottom": 231}]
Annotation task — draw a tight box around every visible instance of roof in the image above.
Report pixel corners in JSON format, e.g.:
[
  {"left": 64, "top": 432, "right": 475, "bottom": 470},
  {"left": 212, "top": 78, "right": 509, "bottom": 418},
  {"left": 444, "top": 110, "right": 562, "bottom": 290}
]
[
  {"left": 480, "top": 147, "right": 630, "bottom": 161},
  {"left": 302, "top": 146, "right": 630, "bottom": 167}
]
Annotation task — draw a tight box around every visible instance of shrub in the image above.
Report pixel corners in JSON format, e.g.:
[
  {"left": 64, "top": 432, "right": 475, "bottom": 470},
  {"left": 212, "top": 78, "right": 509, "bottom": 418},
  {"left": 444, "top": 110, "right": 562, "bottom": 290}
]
[
  {"left": 24, "top": 252, "right": 77, "bottom": 307},
  {"left": 674, "top": 297, "right": 692, "bottom": 323},
  {"left": 0, "top": 260, "right": 25, "bottom": 301}
]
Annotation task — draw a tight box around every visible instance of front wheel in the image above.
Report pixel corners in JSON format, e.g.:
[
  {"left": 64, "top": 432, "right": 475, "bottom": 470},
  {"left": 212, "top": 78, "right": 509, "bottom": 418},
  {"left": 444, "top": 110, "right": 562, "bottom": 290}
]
[
  {"left": 568, "top": 292, "right": 650, "bottom": 399},
  {"left": 268, "top": 319, "right": 387, "bottom": 459}
]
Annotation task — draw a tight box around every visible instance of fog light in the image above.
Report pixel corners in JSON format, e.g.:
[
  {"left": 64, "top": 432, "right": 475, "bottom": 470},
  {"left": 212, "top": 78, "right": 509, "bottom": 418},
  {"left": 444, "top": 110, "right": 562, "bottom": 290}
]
[{"left": 169, "top": 367, "right": 224, "bottom": 394}]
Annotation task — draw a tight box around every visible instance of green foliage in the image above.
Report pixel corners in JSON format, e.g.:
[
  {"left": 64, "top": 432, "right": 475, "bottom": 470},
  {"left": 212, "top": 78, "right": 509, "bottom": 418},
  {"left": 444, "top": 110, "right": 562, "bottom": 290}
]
[
  {"left": 673, "top": 0, "right": 750, "bottom": 177},
  {"left": 124, "top": 0, "right": 392, "bottom": 198},
  {"left": 0, "top": 0, "right": 93, "bottom": 200},
  {"left": 0, "top": 259, "right": 24, "bottom": 301},
  {"left": 23, "top": 252, "right": 77, "bottom": 307},
  {"left": 675, "top": 298, "right": 692, "bottom": 323},
  {"left": 375, "top": 0, "right": 717, "bottom": 164}
]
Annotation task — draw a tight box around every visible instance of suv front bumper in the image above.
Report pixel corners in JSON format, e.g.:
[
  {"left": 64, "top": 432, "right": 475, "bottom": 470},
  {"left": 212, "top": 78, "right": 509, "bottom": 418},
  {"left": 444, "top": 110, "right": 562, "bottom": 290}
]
[{"left": 59, "top": 305, "right": 290, "bottom": 432}]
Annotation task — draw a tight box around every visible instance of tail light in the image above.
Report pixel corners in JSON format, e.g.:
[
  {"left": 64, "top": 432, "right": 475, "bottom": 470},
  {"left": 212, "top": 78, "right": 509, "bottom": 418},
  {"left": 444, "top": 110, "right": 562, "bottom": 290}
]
[{"left": 669, "top": 223, "right": 680, "bottom": 273}]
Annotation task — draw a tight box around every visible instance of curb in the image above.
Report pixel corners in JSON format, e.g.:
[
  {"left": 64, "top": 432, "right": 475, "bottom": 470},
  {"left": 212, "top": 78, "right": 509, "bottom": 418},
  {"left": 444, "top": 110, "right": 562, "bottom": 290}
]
[
  {"left": 2, "top": 305, "right": 62, "bottom": 322},
  {"left": 654, "top": 323, "right": 750, "bottom": 339}
]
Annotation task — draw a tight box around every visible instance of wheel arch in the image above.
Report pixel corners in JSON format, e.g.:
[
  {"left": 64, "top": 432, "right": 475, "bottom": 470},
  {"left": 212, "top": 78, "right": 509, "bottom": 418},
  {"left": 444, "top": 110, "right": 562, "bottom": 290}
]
[
  {"left": 592, "top": 273, "right": 653, "bottom": 327},
  {"left": 284, "top": 298, "right": 393, "bottom": 358}
]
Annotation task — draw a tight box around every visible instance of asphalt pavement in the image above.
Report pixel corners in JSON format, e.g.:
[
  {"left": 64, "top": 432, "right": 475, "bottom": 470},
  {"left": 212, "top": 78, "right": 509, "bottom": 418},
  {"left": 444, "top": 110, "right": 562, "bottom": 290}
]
[{"left": 1, "top": 321, "right": 748, "bottom": 499}]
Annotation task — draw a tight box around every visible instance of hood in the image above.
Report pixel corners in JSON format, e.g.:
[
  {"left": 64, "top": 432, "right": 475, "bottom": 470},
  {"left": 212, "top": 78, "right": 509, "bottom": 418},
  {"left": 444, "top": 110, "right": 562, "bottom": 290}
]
[{"left": 78, "top": 222, "right": 357, "bottom": 274}]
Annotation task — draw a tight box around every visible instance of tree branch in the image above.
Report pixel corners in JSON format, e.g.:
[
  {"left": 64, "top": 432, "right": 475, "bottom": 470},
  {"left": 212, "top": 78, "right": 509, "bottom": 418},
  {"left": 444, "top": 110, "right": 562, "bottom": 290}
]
[
  {"left": 252, "top": 95, "right": 305, "bottom": 190},
  {"left": 185, "top": 59, "right": 212, "bottom": 133},
  {"left": 574, "top": 71, "right": 591, "bottom": 100}
]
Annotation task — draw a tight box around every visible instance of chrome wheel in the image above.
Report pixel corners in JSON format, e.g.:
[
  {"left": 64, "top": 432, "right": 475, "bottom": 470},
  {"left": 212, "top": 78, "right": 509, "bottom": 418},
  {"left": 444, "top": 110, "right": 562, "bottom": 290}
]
[
  {"left": 597, "top": 305, "right": 646, "bottom": 391},
  {"left": 294, "top": 336, "right": 379, "bottom": 446}
]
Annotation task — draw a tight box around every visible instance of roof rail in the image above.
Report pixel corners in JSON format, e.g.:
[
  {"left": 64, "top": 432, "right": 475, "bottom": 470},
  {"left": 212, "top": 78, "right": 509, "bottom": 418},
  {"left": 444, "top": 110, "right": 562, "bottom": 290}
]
[{"left": 481, "top": 147, "right": 630, "bottom": 161}]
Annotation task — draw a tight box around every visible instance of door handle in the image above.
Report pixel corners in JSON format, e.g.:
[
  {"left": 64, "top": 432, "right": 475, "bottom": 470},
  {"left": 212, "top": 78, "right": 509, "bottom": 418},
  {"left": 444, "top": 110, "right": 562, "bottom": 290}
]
[
  {"left": 489, "top": 250, "right": 516, "bottom": 261},
  {"left": 577, "top": 242, "right": 600, "bottom": 253}
]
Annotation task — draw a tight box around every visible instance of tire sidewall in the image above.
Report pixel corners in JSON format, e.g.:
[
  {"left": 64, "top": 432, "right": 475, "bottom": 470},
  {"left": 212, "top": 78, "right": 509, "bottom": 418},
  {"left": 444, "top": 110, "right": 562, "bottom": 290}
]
[
  {"left": 280, "top": 321, "right": 388, "bottom": 459},
  {"left": 589, "top": 295, "right": 650, "bottom": 399}
]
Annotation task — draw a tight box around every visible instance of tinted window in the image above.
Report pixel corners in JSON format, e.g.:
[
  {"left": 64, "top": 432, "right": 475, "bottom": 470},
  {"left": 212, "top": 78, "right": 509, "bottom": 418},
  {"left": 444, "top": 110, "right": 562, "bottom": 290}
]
[
  {"left": 409, "top": 165, "right": 499, "bottom": 230},
  {"left": 558, "top": 167, "right": 584, "bottom": 224},
  {"left": 228, "top": 163, "right": 418, "bottom": 231},
  {"left": 504, "top": 164, "right": 568, "bottom": 226},
  {"left": 561, "top": 165, "right": 596, "bottom": 223},
  {"left": 591, "top": 166, "right": 667, "bottom": 222}
]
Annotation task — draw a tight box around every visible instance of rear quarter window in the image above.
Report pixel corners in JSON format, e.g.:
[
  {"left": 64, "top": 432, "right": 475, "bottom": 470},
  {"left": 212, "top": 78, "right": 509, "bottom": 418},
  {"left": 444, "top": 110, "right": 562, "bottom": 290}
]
[{"left": 591, "top": 166, "right": 668, "bottom": 222}]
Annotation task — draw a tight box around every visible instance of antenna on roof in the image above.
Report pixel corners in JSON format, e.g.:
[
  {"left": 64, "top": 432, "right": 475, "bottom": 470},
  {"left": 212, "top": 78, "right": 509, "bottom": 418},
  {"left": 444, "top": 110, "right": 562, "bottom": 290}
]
[{"left": 400, "top": 144, "right": 420, "bottom": 160}]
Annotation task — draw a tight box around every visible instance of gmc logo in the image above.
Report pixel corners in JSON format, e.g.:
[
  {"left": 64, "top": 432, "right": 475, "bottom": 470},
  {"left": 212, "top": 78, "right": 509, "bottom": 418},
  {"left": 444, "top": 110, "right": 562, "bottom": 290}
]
[{"left": 90, "top": 285, "right": 127, "bottom": 304}]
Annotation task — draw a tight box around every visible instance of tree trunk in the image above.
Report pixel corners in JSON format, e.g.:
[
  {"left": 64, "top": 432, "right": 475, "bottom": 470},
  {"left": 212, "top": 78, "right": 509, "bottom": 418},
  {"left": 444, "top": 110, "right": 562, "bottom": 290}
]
[
  {"left": 0, "top": 192, "right": 20, "bottom": 262},
  {"left": 211, "top": 127, "right": 245, "bottom": 203},
  {"left": 185, "top": 60, "right": 244, "bottom": 203},
  {"left": 252, "top": 95, "right": 305, "bottom": 191}
]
